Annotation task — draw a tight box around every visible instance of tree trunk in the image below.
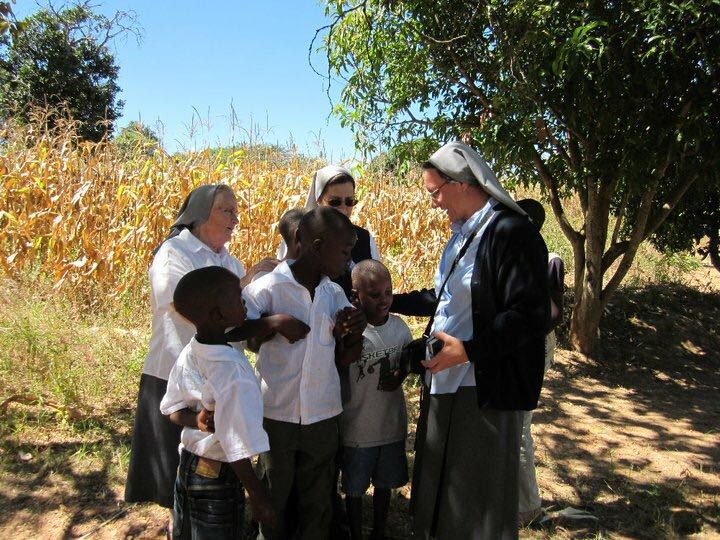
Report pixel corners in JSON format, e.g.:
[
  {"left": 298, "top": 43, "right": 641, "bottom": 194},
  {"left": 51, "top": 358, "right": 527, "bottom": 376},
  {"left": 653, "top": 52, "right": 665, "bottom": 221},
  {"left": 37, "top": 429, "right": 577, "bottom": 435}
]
[
  {"left": 568, "top": 177, "right": 611, "bottom": 355},
  {"left": 570, "top": 285, "right": 604, "bottom": 354}
]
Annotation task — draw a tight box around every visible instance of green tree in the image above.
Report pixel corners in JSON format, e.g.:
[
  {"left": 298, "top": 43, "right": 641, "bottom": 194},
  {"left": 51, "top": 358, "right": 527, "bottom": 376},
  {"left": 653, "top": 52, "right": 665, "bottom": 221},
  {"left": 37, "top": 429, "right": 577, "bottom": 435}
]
[
  {"left": 650, "top": 176, "right": 720, "bottom": 273},
  {"left": 320, "top": 0, "right": 720, "bottom": 354},
  {"left": 0, "top": 1, "right": 22, "bottom": 40},
  {"left": 114, "top": 120, "right": 161, "bottom": 157},
  {"left": 0, "top": 2, "right": 139, "bottom": 141}
]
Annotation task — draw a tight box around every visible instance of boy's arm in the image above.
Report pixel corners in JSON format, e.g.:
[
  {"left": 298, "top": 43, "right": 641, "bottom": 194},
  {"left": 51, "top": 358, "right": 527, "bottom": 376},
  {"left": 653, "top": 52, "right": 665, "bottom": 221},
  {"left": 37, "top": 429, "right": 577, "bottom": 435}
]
[
  {"left": 168, "top": 408, "right": 212, "bottom": 432},
  {"left": 229, "top": 458, "right": 277, "bottom": 527},
  {"left": 335, "top": 331, "right": 363, "bottom": 369},
  {"left": 225, "top": 315, "right": 310, "bottom": 343}
]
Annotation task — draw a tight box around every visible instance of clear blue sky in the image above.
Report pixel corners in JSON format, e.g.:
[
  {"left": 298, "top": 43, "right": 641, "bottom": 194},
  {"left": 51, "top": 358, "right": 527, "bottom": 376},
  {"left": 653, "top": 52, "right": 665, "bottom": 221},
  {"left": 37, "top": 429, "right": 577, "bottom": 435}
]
[{"left": 16, "top": 1, "right": 360, "bottom": 161}]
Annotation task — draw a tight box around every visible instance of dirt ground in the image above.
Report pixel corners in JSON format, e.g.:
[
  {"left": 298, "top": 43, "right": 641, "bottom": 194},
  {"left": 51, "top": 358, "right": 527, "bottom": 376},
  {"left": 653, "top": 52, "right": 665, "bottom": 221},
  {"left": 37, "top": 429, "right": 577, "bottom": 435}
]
[{"left": 1, "top": 265, "right": 718, "bottom": 539}]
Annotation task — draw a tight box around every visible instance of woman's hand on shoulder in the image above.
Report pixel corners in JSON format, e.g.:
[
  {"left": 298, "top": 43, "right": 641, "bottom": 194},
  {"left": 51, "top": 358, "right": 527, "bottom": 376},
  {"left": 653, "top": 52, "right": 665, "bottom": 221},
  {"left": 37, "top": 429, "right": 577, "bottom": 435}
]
[{"left": 241, "top": 257, "right": 281, "bottom": 286}]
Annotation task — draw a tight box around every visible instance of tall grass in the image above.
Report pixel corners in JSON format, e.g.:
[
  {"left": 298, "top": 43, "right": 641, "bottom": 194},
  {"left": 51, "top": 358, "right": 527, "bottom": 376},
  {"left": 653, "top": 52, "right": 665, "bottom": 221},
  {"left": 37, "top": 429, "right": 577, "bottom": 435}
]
[{"left": 0, "top": 109, "right": 447, "bottom": 307}]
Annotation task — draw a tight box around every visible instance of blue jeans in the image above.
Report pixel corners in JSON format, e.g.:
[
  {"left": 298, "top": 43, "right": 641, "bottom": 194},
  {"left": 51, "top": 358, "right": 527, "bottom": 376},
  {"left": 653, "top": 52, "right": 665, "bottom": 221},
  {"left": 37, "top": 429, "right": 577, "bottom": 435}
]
[{"left": 173, "top": 449, "right": 245, "bottom": 540}]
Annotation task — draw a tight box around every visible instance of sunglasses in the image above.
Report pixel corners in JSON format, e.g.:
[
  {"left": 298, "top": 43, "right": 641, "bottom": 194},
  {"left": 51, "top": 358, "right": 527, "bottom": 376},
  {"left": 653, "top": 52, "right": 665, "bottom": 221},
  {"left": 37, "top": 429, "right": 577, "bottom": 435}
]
[{"left": 325, "top": 197, "right": 358, "bottom": 207}]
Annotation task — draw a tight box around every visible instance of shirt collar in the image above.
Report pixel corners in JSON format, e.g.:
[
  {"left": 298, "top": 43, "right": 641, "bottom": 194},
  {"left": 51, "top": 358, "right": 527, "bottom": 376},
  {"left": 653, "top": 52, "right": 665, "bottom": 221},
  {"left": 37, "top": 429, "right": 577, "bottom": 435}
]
[
  {"left": 274, "top": 260, "right": 335, "bottom": 290},
  {"left": 189, "top": 336, "right": 234, "bottom": 361},
  {"left": 178, "top": 228, "right": 227, "bottom": 255},
  {"left": 451, "top": 196, "right": 496, "bottom": 235}
]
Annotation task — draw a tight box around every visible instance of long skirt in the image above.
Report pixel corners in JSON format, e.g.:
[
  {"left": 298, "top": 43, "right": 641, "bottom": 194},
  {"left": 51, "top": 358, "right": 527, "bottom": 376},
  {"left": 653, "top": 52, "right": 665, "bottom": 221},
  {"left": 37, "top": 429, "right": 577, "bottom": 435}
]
[
  {"left": 124, "top": 373, "right": 182, "bottom": 509},
  {"left": 411, "top": 386, "right": 522, "bottom": 540}
]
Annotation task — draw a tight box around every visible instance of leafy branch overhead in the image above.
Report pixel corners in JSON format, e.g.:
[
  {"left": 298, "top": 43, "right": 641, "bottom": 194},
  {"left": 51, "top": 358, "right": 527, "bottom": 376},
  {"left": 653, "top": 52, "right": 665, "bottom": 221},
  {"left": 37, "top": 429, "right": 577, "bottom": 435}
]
[
  {"left": 320, "top": 0, "right": 720, "bottom": 353},
  {"left": 0, "top": 1, "right": 142, "bottom": 141}
]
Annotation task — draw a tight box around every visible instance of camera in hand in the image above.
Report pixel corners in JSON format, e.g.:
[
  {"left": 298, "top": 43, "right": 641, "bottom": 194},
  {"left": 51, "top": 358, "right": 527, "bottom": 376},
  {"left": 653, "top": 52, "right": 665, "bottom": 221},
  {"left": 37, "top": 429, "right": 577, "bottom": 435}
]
[
  {"left": 400, "top": 335, "right": 444, "bottom": 375},
  {"left": 426, "top": 336, "right": 444, "bottom": 357}
]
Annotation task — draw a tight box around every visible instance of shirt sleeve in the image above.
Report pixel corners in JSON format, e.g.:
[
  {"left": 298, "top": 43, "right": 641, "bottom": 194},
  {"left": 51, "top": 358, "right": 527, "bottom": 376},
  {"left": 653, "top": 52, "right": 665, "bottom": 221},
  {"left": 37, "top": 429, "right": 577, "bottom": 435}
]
[
  {"left": 160, "top": 360, "right": 191, "bottom": 415},
  {"left": 334, "top": 286, "right": 353, "bottom": 313},
  {"left": 230, "top": 256, "right": 246, "bottom": 280},
  {"left": 242, "top": 279, "right": 271, "bottom": 320},
  {"left": 149, "top": 243, "right": 196, "bottom": 310},
  {"left": 205, "top": 360, "right": 270, "bottom": 462}
]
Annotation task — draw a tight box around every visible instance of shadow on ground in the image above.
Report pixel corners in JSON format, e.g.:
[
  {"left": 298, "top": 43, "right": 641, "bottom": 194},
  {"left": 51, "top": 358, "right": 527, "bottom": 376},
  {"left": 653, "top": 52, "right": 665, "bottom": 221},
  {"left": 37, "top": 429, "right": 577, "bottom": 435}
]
[
  {"left": 0, "top": 407, "right": 135, "bottom": 539},
  {"left": 533, "top": 282, "right": 720, "bottom": 538}
]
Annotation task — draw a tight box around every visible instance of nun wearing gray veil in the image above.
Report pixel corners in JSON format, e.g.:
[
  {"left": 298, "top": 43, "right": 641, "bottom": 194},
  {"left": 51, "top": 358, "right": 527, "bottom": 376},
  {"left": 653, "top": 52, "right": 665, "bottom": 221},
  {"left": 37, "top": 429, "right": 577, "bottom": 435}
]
[
  {"left": 124, "top": 184, "right": 274, "bottom": 514},
  {"left": 391, "top": 142, "right": 550, "bottom": 539}
]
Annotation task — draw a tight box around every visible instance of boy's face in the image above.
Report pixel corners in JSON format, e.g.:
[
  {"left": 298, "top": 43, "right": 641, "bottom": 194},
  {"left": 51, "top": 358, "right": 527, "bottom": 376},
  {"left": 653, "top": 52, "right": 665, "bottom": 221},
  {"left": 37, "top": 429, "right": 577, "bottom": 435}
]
[
  {"left": 318, "top": 227, "right": 356, "bottom": 279},
  {"left": 219, "top": 281, "right": 247, "bottom": 328},
  {"left": 354, "top": 272, "right": 392, "bottom": 326}
]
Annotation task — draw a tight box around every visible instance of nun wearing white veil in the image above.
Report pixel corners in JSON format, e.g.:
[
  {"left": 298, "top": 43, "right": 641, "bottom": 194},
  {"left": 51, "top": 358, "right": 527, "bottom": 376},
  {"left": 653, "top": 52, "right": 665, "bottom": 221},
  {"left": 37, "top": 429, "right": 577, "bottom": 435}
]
[
  {"left": 391, "top": 142, "right": 550, "bottom": 539},
  {"left": 278, "top": 165, "right": 380, "bottom": 297}
]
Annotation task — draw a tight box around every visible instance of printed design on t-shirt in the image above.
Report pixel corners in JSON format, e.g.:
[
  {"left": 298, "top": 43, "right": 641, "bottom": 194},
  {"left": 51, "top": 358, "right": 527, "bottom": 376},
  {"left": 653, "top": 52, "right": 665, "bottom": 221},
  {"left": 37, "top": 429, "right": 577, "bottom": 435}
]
[{"left": 355, "top": 346, "right": 401, "bottom": 389}]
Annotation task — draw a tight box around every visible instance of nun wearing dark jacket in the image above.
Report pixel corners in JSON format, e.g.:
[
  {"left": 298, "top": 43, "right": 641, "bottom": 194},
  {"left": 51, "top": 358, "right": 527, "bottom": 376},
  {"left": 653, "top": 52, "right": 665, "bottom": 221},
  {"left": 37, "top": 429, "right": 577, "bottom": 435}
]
[
  {"left": 124, "top": 184, "right": 309, "bottom": 524},
  {"left": 391, "top": 142, "right": 550, "bottom": 540}
]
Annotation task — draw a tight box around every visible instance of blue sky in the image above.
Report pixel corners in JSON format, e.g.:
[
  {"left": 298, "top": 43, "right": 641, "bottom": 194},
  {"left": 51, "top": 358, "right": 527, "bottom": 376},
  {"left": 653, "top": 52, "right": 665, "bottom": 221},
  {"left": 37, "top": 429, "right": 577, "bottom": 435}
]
[{"left": 16, "top": 1, "right": 359, "bottom": 160}]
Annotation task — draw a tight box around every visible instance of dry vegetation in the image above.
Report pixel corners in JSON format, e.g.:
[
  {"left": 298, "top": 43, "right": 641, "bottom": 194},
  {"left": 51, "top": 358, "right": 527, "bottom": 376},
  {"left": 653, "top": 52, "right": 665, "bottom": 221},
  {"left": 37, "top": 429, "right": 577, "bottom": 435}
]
[
  {"left": 1, "top": 114, "right": 718, "bottom": 538},
  {"left": 0, "top": 109, "right": 447, "bottom": 307}
]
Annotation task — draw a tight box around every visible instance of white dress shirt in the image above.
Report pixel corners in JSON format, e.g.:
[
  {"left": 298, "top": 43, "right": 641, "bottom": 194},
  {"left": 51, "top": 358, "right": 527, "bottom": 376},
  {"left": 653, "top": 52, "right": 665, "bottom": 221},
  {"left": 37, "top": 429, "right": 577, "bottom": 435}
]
[
  {"left": 144, "top": 228, "right": 246, "bottom": 380},
  {"left": 428, "top": 198, "right": 497, "bottom": 394},
  {"left": 160, "top": 338, "right": 269, "bottom": 462},
  {"left": 243, "top": 261, "right": 352, "bottom": 425}
]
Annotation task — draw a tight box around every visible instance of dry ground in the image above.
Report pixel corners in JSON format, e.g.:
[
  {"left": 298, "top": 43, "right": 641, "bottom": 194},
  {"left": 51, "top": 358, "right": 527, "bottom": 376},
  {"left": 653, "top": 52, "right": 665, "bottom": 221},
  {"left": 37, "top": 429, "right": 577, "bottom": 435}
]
[{"left": 1, "top": 264, "right": 718, "bottom": 539}]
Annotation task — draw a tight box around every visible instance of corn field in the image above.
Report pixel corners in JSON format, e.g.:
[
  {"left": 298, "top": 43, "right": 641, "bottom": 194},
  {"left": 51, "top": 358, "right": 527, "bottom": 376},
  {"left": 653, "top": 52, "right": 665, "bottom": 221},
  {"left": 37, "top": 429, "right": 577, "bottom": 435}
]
[{"left": 0, "top": 111, "right": 449, "bottom": 306}]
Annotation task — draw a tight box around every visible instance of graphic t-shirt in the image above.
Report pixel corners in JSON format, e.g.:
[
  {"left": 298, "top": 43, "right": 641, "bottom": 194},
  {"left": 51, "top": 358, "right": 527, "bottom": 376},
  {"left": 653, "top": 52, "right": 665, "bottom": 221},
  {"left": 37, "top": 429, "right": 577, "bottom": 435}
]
[{"left": 340, "top": 315, "right": 413, "bottom": 447}]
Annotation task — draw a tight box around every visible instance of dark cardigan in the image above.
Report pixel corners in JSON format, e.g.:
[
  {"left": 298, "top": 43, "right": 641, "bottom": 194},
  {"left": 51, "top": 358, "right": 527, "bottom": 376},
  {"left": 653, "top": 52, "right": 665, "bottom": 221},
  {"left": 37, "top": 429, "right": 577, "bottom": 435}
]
[{"left": 392, "top": 204, "right": 550, "bottom": 411}]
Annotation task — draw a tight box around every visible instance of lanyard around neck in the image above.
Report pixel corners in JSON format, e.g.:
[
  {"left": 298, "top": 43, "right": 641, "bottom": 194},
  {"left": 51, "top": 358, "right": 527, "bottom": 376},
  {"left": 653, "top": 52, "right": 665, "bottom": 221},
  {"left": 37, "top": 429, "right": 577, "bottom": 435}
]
[{"left": 423, "top": 209, "right": 495, "bottom": 337}]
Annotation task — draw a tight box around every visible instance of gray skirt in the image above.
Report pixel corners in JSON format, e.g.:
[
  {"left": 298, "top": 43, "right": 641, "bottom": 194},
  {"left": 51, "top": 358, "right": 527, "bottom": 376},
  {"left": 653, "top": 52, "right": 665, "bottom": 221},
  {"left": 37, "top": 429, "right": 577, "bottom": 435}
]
[
  {"left": 411, "top": 386, "right": 522, "bottom": 540},
  {"left": 124, "top": 373, "right": 182, "bottom": 509}
]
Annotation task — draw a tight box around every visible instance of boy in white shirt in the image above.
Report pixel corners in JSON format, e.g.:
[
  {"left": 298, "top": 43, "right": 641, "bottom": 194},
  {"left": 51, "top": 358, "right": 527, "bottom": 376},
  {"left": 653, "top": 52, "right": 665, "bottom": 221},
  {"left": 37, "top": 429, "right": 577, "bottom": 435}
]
[
  {"left": 338, "top": 260, "right": 413, "bottom": 540},
  {"left": 160, "top": 266, "right": 277, "bottom": 539},
  {"left": 243, "top": 207, "right": 366, "bottom": 540}
]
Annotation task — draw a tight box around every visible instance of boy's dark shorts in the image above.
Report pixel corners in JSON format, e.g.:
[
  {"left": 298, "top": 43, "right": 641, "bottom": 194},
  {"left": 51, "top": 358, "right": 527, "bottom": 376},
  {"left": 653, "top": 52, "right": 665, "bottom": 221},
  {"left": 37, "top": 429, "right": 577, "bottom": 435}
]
[{"left": 340, "top": 440, "right": 408, "bottom": 497}]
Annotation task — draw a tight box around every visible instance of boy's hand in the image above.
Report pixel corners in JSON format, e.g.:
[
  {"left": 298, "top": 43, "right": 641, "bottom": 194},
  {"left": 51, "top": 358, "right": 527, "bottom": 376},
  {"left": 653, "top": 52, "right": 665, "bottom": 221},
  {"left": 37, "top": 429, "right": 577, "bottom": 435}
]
[
  {"left": 197, "top": 408, "right": 215, "bottom": 432},
  {"left": 249, "top": 487, "right": 278, "bottom": 528},
  {"left": 378, "top": 368, "right": 407, "bottom": 392},
  {"left": 269, "top": 314, "right": 310, "bottom": 343},
  {"left": 335, "top": 306, "right": 367, "bottom": 338}
]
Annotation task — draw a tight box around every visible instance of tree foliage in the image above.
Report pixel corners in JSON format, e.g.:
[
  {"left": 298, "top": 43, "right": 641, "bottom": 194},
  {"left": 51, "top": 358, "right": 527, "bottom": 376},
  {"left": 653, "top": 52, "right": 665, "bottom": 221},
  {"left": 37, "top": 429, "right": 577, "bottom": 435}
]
[
  {"left": 113, "top": 120, "right": 160, "bottom": 157},
  {"left": 320, "top": 0, "right": 720, "bottom": 353},
  {"left": 651, "top": 176, "right": 720, "bottom": 272},
  {"left": 0, "top": 2, "right": 139, "bottom": 142}
]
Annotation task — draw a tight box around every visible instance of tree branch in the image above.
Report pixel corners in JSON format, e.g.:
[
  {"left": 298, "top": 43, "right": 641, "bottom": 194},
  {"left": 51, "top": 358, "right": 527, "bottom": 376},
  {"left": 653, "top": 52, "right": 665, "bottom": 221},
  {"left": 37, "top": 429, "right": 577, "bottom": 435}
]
[
  {"left": 530, "top": 146, "right": 583, "bottom": 247},
  {"left": 601, "top": 179, "right": 658, "bottom": 304}
]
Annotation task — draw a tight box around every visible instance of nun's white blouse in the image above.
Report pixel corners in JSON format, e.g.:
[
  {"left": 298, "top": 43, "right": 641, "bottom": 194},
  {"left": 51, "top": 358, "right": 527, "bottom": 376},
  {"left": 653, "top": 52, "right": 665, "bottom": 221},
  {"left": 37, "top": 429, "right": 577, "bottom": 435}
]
[{"left": 143, "top": 228, "right": 245, "bottom": 380}]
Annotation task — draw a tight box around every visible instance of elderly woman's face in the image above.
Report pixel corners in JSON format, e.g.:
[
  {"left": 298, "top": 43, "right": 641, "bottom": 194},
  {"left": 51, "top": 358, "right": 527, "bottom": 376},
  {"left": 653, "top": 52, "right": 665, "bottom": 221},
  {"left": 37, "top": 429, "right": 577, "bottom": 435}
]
[
  {"left": 199, "top": 189, "right": 239, "bottom": 250},
  {"left": 318, "top": 181, "right": 356, "bottom": 218}
]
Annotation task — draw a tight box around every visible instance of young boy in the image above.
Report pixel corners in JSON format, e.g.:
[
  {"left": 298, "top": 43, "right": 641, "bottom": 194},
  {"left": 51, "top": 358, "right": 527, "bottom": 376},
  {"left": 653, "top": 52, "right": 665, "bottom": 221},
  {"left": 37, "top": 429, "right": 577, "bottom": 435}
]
[
  {"left": 160, "top": 266, "right": 277, "bottom": 539},
  {"left": 242, "top": 206, "right": 367, "bottom": 540},
  {"left": 278, "top": 207, "right": 304, "bottom": 261},
  {"left": 338, "top": 259, "right": 412, "bottom": 540}
]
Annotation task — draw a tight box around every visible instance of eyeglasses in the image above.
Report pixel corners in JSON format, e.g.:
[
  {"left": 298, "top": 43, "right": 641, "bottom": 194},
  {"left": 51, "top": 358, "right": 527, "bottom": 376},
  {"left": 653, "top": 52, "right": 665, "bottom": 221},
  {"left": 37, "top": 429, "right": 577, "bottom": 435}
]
[
  {"left": 427, "top": 181, "right": 450, "bottom": 199},
  {"left": 325, "top": 197, "right": 358, "bottom": 207}
]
